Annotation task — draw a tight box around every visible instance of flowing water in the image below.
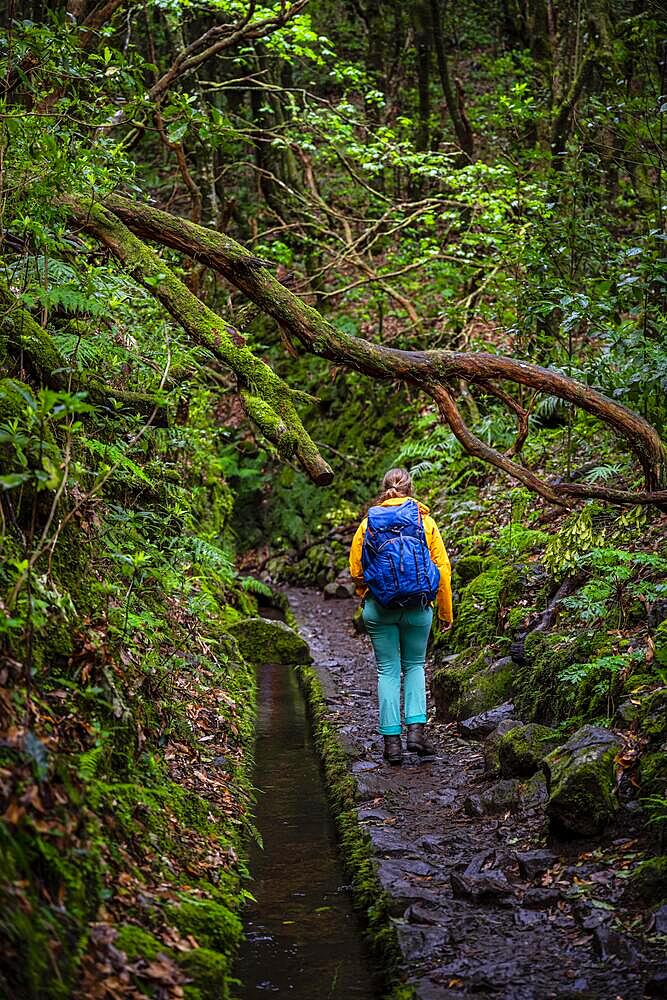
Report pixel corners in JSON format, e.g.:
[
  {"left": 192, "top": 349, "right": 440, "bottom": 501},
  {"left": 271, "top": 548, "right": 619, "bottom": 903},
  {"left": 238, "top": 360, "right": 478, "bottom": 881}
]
[{"left": 235, "top": 659, "right": 377, "bottom": 999}]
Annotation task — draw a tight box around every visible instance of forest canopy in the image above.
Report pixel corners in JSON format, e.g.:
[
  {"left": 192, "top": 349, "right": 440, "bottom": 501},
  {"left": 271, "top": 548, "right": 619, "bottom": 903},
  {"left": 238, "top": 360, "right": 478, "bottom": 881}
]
[{"left": 1, "top": 0, "right": 666, "bottom": 509}]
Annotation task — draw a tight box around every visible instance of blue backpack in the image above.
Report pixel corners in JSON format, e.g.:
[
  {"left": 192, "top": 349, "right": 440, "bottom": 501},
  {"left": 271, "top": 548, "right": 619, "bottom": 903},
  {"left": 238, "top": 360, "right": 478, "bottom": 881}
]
[{"left": 361, "top": 500, "right": 440, "bottom": 608}]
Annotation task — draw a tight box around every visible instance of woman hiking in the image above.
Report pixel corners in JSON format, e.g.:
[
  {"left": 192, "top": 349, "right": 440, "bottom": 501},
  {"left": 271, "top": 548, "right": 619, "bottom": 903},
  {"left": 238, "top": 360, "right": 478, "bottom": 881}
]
[{"left": 349, "top": 468, "right": 453, "bottom": 765}]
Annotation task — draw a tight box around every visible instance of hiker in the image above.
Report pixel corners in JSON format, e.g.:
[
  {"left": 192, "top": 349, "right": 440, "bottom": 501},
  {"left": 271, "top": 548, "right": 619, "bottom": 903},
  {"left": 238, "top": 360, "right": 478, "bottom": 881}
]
[{"left": 349, "top": 468, "right": 453, "bottom": 765}]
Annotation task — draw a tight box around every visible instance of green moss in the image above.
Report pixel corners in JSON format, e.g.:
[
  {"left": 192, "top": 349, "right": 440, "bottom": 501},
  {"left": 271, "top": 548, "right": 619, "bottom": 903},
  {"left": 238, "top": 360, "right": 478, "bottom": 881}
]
[
  {"left": 115, "top": 924, "right": 163, "bottom": 961},
  {"left": 453, "top": 554, "right": 499, "bottom": 584},
  {"left": 628, "top": 856, "right": 667, "bottom": 905},
  {"left": 513, "top": 629, "right": 610, "bottom": 722},
  {"left": 228, "top": 617, "right": 311, "bottom": 665},
  {"left": 654, "top": 620, "right": 667, "bottom": 667},
  {"left": 639, "top": 748, "right": 667, "bottom": 798},
  {"left": 638, "top": 688, "right": 667, "bottom": 742},
  {"left": 453, "top": 565, "right": 524, "bottom": 651},
  {"left": 497, "top": 723, "right": 562, "bottom": 778},
  {"left": 168, "top": 897, "right": 242, "bottom": 953},
  {"left": 543, "top": 728, "right": 619, "bottom": 835},
  {"left": 179, "top": 948, "right": 231, "bottom": 1000}
]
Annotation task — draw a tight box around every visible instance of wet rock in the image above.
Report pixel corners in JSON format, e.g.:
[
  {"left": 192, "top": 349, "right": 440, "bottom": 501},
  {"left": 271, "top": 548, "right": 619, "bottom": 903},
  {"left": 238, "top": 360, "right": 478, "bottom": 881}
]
[
  {"left": 458, "top": 702, "right": 516, "bottom": 740},
  {"left": 357, "top": 806, "right": 391, "bottom": 822},
  {"left": 484, "top": 718, "right": 523, "bottom": 776},
  {"left": 514, "top": 907, "right": 547, "bottom": 928},
  {"left": 369, "top": 826, "right": 417, "bottom": 857},
  {"left": 396, "top": 923, "right": 451, "bottom": 962},
  {"left": 515, "top": 849, "right": 557, "bottom": 880},
  {"left": 323, "top": 580, "right": 356, "bottom": 599},
  {"left": 418, "top": 835, "right": 446, "bottom": 854},
  {"left": 542, "top": 724, "right": 620, "bottom": 835},
  {"left": 463, "top": 778, "right": 521, "bottom": 816},
  {"left": 355, "top": 773, "right": 387, "bottom": 802},
  {"left": 450, "top": 869, "right": 514, "bottom": 902},
  {"left": 351, "top": 759, "right": 378, "bottom": 773},
  {"left": 574, "top": 900, "right": 614, "bottom": 931},
  {"left": 615, "top": 700, "right": 638, "bottom": 725},
  {"left": 522, "top": 886, "right": 561, "bottom": 908},
  {"left": 427, "top": 789, "right": 458, "bottom": 808},
  {"left": 518, "top": 772, "right": 549, "bottom": 809},
  {"left": 645, "top": 967, "right": 667, "bottom": 997},
  {"left": 637, "top": 686, "right": 667, "bottom": 742},
  {"left": 653, "top": 904, "right": 667, "bottom": 934},
  {"left": 592, "top": 925, "right": 641, "bottom": 964},
  {"left": 404, "top": 902, "right": 445, "bottom": 925},
  {"left": 498, "top": 723, "right": 562, "bottom": 778},
  {"left": 228, "top": 617, "right": 311, "bottom": 665}
]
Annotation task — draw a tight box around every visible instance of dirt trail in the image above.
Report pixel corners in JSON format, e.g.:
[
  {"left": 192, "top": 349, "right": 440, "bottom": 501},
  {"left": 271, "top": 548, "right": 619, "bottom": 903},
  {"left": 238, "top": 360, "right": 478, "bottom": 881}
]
[{"left": 287, "top": 587, "right": 665, "bottom": 1000}]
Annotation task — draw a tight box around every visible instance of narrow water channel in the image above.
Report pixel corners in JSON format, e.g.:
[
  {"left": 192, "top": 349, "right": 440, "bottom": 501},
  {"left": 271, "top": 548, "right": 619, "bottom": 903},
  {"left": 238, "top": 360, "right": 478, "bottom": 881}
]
[{"left": 235, "top": 660, "right": 378, "bottom": 999}]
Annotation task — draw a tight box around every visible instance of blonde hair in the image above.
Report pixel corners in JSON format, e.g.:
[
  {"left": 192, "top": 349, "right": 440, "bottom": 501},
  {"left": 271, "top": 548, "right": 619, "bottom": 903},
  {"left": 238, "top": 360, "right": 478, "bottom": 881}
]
[{"left": 374, "top": 467, "right": 413, "bottom": 505}]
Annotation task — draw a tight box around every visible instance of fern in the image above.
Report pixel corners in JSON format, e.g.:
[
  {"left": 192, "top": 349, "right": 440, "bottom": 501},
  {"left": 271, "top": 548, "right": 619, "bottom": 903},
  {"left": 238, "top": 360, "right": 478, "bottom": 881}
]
[
  {"left": 83, "top": 438, "right": 153, "bottom": 485},
  {"left": 241, "top": 575, "right": 276, "bottom": 598},
  {"left": 77, "top": 743, "right": 106, "bottom": 782}
]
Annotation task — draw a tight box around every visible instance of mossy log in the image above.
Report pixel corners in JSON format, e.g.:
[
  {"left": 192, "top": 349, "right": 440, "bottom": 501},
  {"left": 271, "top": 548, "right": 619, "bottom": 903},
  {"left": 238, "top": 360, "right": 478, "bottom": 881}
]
[{"left": 100, "top": 193, "right": 667, "bottom": 507}]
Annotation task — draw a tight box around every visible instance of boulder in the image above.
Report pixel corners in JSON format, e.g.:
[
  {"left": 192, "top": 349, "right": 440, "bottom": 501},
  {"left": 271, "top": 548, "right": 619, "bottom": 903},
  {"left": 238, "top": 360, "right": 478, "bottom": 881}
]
[
  {"left": 228, "top": 617, "right": 311, "bottom": 665},
  {"left": 463, "top": 779, "right": 521, "bottom": 817},
  {"left": 459, "top": 702, "right": 516, "bottom": 740},
  {"left": 484, "top": 718, "right": 523, "bottom": 776},
  {"left": 627, "top": 856, "right": 667, "bottom": 905},
  {"left": 450, "top": 870, "right": 513, "bottom": 902},
  {"left": 542, "top": 724, "right": 620, "bottom": 836},
  {"left": 515, "top": 850, "right": 557, "bottom": 881},
  {"left": 497, "top": 723, "right": 562, "bottom": 778},
  {"left": 638, "top": 687, "right": 667, "bottom": 743}
]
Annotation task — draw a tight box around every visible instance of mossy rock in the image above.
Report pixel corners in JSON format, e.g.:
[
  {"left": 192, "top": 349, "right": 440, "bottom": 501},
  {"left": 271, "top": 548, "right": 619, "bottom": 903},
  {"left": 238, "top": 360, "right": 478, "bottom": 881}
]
[
  {"left": 431, "top": 658, "right": 468, "bottom": 721},
  {"left": 542, "top": 724, "right": 620, "bottom": 836},
  {"left": 461, "top": 657, "right": 514, "bottom": 719},
  {"left": 654, "top": 620, "right": 667, "bottom": 667},
  {"left": 498, "top": 723, "right": 563, "bottom": 778},
  {"left": 228, "top": 618, "right": 311, "bottom": 664},
  {"left": 167, "top": 897, "right": 242, "bottom": 953},
  {"left": 453, "top": 554, "right": 499, "bottom": 584},
  {"left": 639, "top": 746, "right": 667, "bottom": 798},
  {"left": 115, "top": 924, "right": 163, "bottom": 961},
  {"left": 178, "top": 947, "right": 230, "bottom": 1000},
  {"left": 432, "top": 653, "right": 514, "bottom": 722},
  {"left": 627, "top": 856, "right": 667, "bottom": 906},
  {"left": 484, "top": 718, "right": 523, "bottom": 776},
  {"left": 637, "top": 688, "right": 667, "bottom": 743}
]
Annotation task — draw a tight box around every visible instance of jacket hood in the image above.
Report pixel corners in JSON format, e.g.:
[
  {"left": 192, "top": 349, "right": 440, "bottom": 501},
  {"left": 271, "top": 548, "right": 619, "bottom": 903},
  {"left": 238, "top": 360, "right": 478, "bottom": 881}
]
[{"left": 377, "top": 496, "right": 430, "bottom": 515}]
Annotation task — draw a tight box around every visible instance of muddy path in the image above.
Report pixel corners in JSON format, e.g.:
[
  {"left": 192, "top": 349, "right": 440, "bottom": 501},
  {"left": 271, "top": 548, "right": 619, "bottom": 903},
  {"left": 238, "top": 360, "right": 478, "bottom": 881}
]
[{"left": 286, "top": 587, "right": 665, "bottom": 1000}]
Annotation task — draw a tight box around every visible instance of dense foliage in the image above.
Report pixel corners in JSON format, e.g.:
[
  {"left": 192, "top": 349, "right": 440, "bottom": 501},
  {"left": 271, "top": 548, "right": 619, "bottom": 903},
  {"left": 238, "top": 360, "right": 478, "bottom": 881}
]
[{"left": 0, "top": 1, "right": 666, "bottom": 996}]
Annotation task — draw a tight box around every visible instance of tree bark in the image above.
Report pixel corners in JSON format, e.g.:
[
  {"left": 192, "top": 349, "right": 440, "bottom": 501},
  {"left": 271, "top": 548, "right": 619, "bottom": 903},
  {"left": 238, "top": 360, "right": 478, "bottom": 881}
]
[
  {"left": 97, "top": 194, "right": 666, "bottom": 504},
  {"left": 430, "top": 0, "right": 473, "bottom": 158}
]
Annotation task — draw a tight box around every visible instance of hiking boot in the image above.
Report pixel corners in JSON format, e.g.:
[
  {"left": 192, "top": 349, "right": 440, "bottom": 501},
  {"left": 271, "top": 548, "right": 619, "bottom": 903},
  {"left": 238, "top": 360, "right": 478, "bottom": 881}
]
[
  {"left": 406, "top": 723, "right": 436, "bottom": 757},
  {"left": 383, "top": 735, "right": 403, "bottom": 765}
]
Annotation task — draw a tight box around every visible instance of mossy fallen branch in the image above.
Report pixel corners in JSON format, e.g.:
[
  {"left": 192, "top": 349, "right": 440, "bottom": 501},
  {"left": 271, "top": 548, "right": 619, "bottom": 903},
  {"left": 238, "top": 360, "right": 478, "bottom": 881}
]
[
  {"left": 102, "top": 193, "right": 666, "bottom": 508},
  {"left": 63, "top": 197, "right": 333, "bottom": 486}
]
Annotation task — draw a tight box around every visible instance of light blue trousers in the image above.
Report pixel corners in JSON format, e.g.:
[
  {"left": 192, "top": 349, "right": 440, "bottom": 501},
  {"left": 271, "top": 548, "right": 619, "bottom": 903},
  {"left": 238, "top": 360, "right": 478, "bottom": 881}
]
[{"left": 361, "top": 596, "right": 433, "bottom": 735}]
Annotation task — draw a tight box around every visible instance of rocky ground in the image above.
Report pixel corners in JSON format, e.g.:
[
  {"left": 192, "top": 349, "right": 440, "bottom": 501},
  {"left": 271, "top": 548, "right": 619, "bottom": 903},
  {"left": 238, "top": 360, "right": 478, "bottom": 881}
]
[{"left": 286, "top": 587, "right": 667, "bottom": 1000}]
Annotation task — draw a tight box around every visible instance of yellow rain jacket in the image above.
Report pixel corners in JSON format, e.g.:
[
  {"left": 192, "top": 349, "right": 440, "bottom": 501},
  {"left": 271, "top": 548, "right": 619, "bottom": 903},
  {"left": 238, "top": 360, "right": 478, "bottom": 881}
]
[{"left": 348, "top": 497, "right": 453, "bottom": 623}]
